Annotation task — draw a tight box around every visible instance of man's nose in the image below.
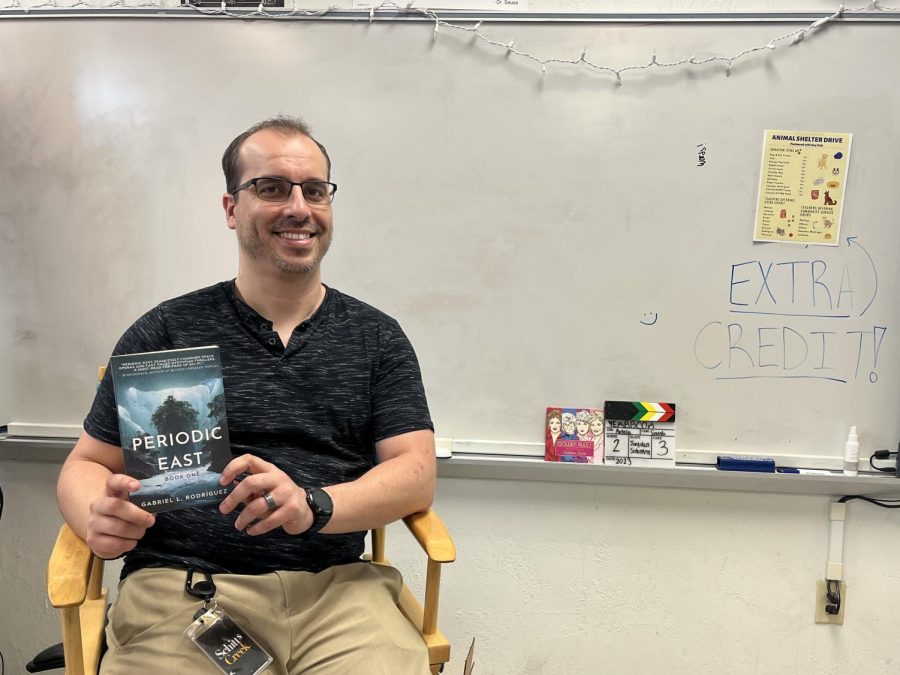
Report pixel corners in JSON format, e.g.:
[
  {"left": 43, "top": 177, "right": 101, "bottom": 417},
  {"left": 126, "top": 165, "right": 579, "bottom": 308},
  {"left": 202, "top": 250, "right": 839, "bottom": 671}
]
[{"left": 282, "top": 184, "right": 313, "bottom": 218}]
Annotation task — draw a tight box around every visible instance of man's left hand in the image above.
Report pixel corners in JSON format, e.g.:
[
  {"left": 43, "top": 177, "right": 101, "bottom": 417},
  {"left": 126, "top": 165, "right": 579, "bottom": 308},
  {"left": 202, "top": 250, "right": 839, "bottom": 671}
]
[{"left": 218, "top": 454, "right": 313, "bottom": 536}]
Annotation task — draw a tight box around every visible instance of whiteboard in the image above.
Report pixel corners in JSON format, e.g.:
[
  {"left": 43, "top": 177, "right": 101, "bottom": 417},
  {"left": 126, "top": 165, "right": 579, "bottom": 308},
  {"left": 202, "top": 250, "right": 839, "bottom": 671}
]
[{"left": 1, "top": 17, "right": 897, "bottom": 464}]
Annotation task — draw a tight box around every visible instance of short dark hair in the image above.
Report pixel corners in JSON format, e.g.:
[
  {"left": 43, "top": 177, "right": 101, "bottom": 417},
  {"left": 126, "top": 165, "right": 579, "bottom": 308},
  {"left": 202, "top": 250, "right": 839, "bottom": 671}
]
[{"left": 221, "top": 115, "right": 332, "bottom": 194}]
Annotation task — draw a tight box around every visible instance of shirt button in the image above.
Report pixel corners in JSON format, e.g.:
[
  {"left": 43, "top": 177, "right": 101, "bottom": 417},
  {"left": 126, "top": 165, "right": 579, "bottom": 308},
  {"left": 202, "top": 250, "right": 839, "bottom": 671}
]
[
  {"left": 268, "top": 338, "right": 277, "bottom": 345},
  {"left": 261, "top": 323, "right": 269, "bottom": 330}
]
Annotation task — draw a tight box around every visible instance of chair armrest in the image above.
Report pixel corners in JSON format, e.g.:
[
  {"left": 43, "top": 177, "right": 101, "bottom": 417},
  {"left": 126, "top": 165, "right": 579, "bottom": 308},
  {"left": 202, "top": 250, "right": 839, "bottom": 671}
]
[
  {"left": 368, "top": 509, "right": 455, "bottom": 663},
  {"left": 48, "top": 524, "right": 94, "bottom": 608},
  {"left": 402, "top": 510, "right": 456, "bottom": 563}
]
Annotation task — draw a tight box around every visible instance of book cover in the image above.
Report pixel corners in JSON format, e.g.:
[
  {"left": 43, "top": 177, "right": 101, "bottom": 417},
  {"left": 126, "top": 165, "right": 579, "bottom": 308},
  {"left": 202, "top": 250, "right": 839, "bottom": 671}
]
[
  {"left": 109, "top": 346, "right": 232, "bottom": 513},
  {"left": 545, "top": 407, "right": 604, "bottom": 463}
]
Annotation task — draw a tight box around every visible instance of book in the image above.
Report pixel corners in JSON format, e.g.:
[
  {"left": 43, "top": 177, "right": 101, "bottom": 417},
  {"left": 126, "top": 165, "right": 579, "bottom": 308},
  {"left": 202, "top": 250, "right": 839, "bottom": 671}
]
[
  {"left": 109, "top": 346, "right": 232, "bottom": 513},
  {"left": 545, "top": 407, "right": 604, "bottom": 463}
]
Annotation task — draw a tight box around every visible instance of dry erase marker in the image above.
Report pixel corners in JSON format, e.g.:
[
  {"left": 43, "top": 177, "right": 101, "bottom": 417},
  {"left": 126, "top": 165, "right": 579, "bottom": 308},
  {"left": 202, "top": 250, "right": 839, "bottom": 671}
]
[
  {"left": 780, "top": 468, "right": 842, "bottom": 475},
  {"left": 716, "top": 456, "right": 776, "bottom": 472}
]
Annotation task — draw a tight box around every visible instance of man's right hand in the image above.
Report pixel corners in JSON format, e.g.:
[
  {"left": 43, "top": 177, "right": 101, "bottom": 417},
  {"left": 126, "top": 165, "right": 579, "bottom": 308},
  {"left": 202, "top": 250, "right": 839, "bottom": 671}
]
[{"left": 86, "top": 474, "right": 156, "bottom": 560}]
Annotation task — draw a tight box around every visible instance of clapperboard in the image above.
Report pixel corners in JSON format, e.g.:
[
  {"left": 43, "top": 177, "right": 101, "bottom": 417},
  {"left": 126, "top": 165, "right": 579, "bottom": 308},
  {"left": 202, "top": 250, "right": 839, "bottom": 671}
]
[{"left": 603, "top": 401, "right": 676, "bottom": 468}]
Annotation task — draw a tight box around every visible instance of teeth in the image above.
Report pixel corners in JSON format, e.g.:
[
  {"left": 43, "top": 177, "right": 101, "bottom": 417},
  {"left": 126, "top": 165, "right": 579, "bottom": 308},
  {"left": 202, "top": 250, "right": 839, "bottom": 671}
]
[{"left": 279, "top": 232, "right": 311, "bottom": 240}]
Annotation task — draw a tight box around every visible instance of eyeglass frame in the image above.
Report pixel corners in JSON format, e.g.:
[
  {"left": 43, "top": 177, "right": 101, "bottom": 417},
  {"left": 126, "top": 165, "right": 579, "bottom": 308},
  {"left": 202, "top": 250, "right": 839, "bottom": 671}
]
[{"left": 230, "top": 176, "right": 338, "bottom": 205}]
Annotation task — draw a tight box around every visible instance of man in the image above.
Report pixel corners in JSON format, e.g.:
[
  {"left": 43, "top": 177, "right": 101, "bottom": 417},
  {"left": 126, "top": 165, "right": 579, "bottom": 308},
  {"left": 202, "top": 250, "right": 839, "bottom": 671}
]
[{"left": 56, "top": 116, "right": 436, "bottom": 674}]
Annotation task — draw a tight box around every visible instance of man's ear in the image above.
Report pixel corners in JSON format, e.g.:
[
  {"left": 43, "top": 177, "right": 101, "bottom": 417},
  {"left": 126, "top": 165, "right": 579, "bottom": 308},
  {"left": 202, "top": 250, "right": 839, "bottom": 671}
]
[{"left": 223, "top": 192, "right": 237, "bottom": 231}]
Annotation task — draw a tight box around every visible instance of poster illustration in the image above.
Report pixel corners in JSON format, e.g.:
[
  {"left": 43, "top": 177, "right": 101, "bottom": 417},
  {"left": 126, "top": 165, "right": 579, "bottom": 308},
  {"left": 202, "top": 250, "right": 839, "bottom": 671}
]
[{"left": 753, "top": 130, "right": 852, "bottom": 246}]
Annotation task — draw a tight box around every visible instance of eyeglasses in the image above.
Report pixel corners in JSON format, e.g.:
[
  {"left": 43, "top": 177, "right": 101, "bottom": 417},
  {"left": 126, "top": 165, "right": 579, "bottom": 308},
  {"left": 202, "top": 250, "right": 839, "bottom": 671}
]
[{"left": 231, "top": 177, "right": 338, "bottom": 205}]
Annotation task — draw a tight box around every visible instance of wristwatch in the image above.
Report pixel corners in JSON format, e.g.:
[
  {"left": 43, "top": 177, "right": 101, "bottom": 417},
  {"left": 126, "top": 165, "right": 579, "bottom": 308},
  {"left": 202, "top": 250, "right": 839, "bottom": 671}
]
[{"left": 304, "top": 486, "right": 334, "bottom": 534}]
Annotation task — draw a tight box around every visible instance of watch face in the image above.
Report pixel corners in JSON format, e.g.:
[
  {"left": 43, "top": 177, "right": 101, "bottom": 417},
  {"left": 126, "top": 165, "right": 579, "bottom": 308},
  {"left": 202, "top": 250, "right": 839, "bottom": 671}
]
[{"left": 308, "top": 488, "right": 333, "bottom": 515}]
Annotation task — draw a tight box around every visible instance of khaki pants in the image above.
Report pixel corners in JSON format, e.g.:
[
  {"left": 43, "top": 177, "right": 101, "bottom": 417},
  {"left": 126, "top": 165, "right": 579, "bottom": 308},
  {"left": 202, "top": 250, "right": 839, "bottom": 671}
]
[{"left": 100, "top": 562, "right": 430, "bottom": 675}]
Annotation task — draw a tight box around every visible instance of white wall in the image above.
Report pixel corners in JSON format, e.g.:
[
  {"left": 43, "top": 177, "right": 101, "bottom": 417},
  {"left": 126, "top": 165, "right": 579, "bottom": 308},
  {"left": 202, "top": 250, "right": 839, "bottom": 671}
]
[
  {"left": 394, "top": 478, "right": 900, "bottom": 674},
  {"left": 3, "top": 459, "right": 900, "bottom": 674}
]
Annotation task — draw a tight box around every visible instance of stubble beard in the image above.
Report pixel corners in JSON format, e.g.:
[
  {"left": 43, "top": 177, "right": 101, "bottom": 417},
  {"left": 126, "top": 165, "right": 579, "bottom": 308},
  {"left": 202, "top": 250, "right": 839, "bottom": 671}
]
[
  {"left": 238, "top": 223, "right": 333, "bottom": 275},
  {"left": 273, "top": 228, "right": 333, "bottom": 274}
]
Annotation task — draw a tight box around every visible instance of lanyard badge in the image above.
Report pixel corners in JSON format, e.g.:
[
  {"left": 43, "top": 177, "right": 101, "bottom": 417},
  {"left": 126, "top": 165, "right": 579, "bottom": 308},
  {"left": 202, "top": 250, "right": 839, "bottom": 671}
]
[{"left": 183, "top": 568, "right": 273, "bottom": 675}]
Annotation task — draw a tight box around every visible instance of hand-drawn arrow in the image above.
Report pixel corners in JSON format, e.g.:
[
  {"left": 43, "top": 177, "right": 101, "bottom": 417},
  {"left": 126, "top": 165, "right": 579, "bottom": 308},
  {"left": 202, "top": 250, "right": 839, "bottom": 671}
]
[{"left": 846, "top": 236, "right": 877, "bottom": 316}]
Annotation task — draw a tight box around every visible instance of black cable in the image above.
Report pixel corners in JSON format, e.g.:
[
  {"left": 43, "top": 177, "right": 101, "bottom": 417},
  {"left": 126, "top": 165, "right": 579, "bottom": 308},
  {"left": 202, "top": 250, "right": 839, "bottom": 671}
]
[
  {"left": 838, "top": 495, "right": 900, "bottom": 508},
  {"left": 869, "top": 449, "right": 897, "bottom": 473}
]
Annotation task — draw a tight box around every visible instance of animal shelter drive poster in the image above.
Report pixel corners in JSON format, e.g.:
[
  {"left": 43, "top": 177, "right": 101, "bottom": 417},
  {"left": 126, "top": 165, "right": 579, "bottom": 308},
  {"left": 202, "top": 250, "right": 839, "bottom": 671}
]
[{"left": 753, "top": 130, "right": 852, "bottom": 246}]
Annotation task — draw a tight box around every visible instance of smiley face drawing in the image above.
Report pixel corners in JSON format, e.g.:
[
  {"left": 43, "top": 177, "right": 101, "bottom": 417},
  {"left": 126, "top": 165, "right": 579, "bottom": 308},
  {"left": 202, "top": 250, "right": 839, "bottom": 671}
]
[{"left": 640, "top": 313, "right": 658, "bottom": 325}]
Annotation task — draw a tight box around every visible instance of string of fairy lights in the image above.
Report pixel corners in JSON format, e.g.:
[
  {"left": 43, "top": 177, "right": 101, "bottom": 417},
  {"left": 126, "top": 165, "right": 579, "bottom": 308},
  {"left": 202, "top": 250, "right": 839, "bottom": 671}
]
[{"left": 1, "top": 0, "right": 898, "bottom": 84}]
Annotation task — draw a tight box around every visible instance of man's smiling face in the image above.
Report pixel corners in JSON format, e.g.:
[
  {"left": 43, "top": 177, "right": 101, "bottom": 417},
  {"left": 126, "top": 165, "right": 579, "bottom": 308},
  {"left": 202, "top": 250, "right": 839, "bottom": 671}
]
[{"left": 225, "top": 129, "right": 333, "bottom": 277}]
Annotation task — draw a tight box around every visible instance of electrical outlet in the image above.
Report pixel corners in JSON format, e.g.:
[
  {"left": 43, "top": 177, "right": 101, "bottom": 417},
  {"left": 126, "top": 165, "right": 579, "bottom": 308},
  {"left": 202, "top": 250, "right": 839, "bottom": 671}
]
[{"left": 814, "top": 579, "right": 846, "bottom": 624}]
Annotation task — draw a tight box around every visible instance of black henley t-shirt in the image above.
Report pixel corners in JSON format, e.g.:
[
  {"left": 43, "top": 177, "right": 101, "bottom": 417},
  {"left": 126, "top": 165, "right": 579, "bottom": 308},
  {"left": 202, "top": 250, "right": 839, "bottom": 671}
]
[{"left": 84, "top": 280, "right": 433, "bottom": 579}]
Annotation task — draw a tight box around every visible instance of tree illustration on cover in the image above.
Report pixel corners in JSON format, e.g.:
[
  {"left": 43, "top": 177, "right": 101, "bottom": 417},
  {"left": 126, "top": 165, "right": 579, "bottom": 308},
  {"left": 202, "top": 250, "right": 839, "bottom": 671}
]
[
  {"left": 148, "top": 395, "right": 211, "bottom": 471},
  {"left": 152, "top": 396, "right": 200, "bottom": 452}
]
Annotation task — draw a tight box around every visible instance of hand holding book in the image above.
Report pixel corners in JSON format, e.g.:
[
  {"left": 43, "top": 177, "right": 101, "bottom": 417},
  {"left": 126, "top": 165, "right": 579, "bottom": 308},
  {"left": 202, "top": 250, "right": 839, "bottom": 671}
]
[{"left": 86, "top": 473, "right": 156, "bottom": 560}]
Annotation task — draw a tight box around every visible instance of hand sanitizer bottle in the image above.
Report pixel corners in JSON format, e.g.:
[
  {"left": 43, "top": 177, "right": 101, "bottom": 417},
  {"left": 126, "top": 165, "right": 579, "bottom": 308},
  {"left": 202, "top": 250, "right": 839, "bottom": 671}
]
[{"left": 844, "top": 426, "right": 859, "bottom": 477}]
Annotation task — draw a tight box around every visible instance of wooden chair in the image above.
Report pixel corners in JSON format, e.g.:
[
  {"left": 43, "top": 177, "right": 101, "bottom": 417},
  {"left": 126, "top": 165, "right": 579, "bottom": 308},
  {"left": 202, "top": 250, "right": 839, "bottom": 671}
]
[{"left": 42, "top": 510, "right": 456, "bottom": 674}]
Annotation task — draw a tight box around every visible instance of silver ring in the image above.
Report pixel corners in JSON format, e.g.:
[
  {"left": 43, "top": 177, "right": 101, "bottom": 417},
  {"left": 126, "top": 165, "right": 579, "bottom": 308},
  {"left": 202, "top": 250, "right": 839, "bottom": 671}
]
[{"left": 263, "top": 492, "right": 277, "bottom": 511}]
